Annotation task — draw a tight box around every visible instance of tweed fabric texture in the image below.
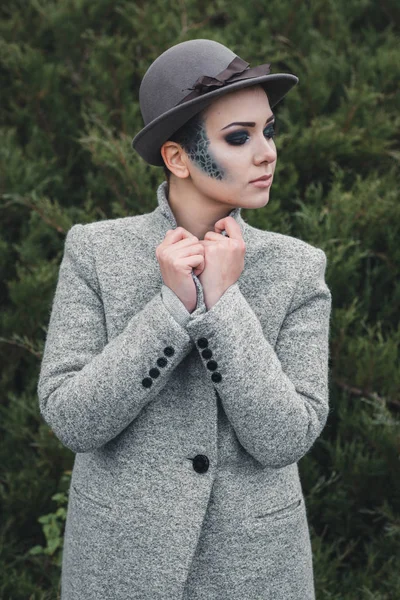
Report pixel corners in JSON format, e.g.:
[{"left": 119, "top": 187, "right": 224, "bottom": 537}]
[
  {"left": 161, "top": 284, "right": 192, "bottom": 327},
  {"left": 37, "top": 180, "right": 332, "bottom": 599}
]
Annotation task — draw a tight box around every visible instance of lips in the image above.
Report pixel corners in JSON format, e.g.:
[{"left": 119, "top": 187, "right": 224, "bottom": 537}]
[{"left": 250, "top": 174, "right": 272, "bottom": 183}]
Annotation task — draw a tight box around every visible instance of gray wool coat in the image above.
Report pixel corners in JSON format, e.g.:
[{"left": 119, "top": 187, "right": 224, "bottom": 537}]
[{"left": 37, "top": 180, "right": 332, "bottom": 600}]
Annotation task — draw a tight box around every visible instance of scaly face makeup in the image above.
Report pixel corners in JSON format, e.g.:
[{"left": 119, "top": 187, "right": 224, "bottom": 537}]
[{"left": 174, "top": 115, "right": 227, "bottom": 181}]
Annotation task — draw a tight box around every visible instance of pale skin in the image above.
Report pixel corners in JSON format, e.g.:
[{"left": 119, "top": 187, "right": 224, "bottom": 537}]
[{"left": 160, "top": 85, "right": 278, "bottom": 310}]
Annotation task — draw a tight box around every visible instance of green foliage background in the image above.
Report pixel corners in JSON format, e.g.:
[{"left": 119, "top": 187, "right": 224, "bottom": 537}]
[{"left": 1, "top": 0, "right": 399, "bottom": 598}]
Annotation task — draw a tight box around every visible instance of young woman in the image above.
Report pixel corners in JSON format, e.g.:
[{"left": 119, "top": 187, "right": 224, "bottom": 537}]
[{"left": 38, "top": 38, "right": 332, "bottom": 600}]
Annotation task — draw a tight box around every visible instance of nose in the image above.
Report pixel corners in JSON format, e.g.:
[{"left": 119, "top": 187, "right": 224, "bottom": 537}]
[{"left": 254, "top": 135, "right": 277, "bottom": 165}]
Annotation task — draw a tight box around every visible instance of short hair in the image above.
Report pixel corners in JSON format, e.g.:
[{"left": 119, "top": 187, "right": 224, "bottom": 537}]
[{"left": 162, "top": 110, "right": 205, "bottom": 181}]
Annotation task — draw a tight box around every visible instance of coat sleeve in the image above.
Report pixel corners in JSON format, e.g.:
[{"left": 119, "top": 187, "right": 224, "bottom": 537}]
[
  {"left": 161, "top": 284, "right": 192, "bottom": 328},
  {"left": 37, "top": 224, "right": 195, "bottom": 454},
  {"left": 185, "top": 247, "right": 332, "bottom": 469}
]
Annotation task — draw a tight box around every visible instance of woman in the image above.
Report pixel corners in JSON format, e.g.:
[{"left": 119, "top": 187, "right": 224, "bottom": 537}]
[{"left": 37, "top": 39, "right": 332, "bottom": 599}]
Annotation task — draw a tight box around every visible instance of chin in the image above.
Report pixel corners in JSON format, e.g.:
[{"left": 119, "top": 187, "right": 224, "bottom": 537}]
[{"left": 241, "top": 188, "right": 271, "bottom": 206}]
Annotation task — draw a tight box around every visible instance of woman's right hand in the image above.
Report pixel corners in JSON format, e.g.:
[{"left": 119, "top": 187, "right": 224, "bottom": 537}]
[{"left": 156, "top": 227, "right": 205, "bottom": 314}]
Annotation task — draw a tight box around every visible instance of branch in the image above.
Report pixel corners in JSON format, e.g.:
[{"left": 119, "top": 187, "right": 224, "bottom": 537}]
[
  {"left": 334, "top": 378, "right": 400, "bottom": 409},
  {"left": 0, "top": 337, "right": 42, "bottom": 359}
]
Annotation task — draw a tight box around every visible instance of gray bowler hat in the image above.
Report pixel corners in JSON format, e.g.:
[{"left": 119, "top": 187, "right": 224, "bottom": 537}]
[{"left": 131, "top": 39, "right": 299, "bottom": 167}]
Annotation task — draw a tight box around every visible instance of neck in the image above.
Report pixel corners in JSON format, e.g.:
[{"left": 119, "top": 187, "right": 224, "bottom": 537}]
[{"left": 166, "top": 176, "right": 234, "bottom": 241}]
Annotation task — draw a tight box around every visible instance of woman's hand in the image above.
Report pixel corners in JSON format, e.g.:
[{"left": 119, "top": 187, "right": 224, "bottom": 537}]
[
  {"left": 197, "top": 216, "right": 246, "bottom": 310},
  {"left": 156, "top": 227, "right": 205, "bottom": 314}
]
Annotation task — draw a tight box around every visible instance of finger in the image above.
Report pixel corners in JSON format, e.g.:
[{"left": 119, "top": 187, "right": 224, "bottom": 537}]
[
  {"left": 214, "top": 217, "right": 243, "bottom": 240},
  {"left": 198, "top": 239, "right": 217, "bottom": 246},
  {"left": 165, "top": 227, "right": 198, "bottom": 242},
  {"left": 203, "top": 231, "right": 227, "bottom": 241}
]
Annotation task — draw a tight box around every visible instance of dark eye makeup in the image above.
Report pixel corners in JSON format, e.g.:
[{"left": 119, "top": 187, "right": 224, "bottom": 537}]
[{"left": 225, "top": 123, "right": 276, "bottom": 146}]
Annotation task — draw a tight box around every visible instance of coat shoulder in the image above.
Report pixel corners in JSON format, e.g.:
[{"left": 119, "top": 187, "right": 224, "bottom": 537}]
[
  {"left": 70, "top": 215, "right": 151, "bottom": 254},
  {"left": 78, "top": 214, "right": 147, "bottom": 237},
  {"left": 245, "top": 223, "right": 326, "bottom": 262}
]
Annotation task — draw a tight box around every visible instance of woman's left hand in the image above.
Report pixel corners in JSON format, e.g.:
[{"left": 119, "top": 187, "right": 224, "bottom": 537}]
[{"left": 197, "top": 216, "right": 246, "bottom": 310}]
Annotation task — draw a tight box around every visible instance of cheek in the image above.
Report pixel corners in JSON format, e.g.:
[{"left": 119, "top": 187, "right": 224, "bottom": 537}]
[
  {"left": 205, "top": 144, "right": 247, "bottom": 184},
  {"left": 270, "top": 139, "right": 278, "bottom": 160}
]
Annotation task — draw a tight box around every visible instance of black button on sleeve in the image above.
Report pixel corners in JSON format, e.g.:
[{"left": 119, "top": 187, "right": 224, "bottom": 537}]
[
  {"left": 197, "top": 338, "right": 208, "bottom": 348},
  {"left": 149, "top": 368, "right": 160, "bottom": 378},
  {"left": 157, "top": 357, "right": 168, "bottom": 368},
  {"left": 206, "top": 360, "right": 218, "bottom": 371},
  {"left": 142, "top": 377, "right": 153, "bottom": 388},
  {"left": 164, "top": 346, "right": 175, "bottom": 356},
  {"left": 211, "top": 372, "right": 222, "bottom": 383},
  {"left": 202, "top": 348, "right": 212, "bottom": 359}
]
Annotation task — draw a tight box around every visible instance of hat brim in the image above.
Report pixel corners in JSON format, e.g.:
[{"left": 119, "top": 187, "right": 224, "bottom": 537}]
[{"left": 131, "top": 73, "right": 299, "bottom": 167}]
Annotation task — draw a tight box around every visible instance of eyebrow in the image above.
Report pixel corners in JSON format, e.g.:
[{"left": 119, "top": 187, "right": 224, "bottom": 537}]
[{"left": 220, "top": 114, "right": 275, "bottom": 131}]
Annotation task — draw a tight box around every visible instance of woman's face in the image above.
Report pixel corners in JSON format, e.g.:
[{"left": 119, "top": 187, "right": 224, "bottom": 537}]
[{"left": 182, "top": 85, "right": 277, "bottom": 210}]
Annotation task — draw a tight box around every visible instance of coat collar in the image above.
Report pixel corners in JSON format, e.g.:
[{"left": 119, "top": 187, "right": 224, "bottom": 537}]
[{"left": 154, "top": 181, "right": 247, "bottom": 239}]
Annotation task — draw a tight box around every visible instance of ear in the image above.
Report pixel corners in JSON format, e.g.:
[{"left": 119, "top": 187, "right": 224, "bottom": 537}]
[{"left": 160, "top": 141, "right": 190, "bottom": 179}]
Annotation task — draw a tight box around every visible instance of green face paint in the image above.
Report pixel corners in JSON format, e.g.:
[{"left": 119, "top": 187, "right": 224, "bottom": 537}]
[{"left": 172, "top": 114, "right": 226, "bottom": 181}]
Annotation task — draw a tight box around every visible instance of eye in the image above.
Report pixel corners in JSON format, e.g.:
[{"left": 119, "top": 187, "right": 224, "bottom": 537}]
[
  {"left": 264, "top": 124, "right": 276, "bottom": 140},
  {"left": 225, "top": 132, "right": 249, "bottom": 146},
  {"left": 225, "top": 123, "right": 276, "bottom": 146}
]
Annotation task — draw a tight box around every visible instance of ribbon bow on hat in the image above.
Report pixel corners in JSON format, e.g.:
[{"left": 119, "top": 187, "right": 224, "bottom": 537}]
[{"left": 177, "top": 56, "right": 272, "bottom": 105}]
